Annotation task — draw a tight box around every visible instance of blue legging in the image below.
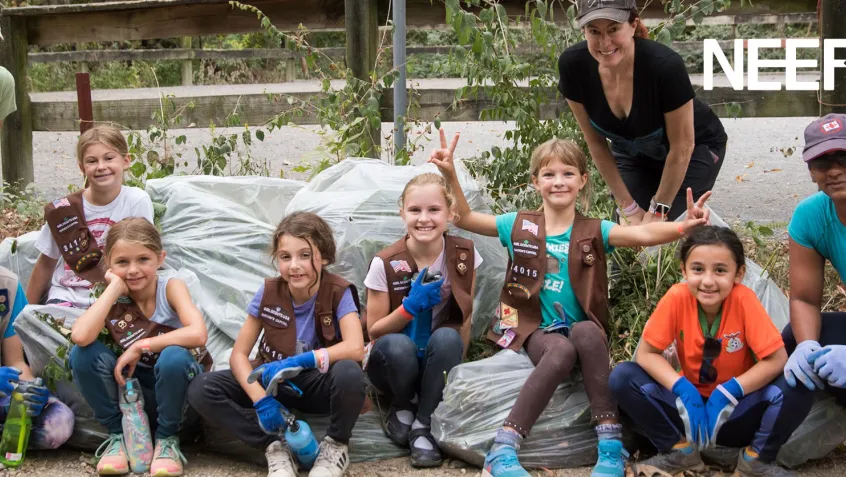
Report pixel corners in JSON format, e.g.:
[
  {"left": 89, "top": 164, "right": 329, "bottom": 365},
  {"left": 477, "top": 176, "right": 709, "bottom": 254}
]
[{"left": 609, "top": 361, "right": 813, "bottom": 462}]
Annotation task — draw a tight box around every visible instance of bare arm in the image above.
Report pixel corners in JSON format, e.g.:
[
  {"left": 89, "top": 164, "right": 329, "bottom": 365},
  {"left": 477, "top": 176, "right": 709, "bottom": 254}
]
[
  {"left": 608, "top": 188, "right": 709, "bottom": 248},
  {"left": 2, "top": 335, "right": 35, "bottom": 381},
  {"left": 71, "top": 279, "right": 124, "bottom": 346},
  {"left": 142, "top": 279, "right": 208, "bottom": 352},
  {"left": 366, "top": 288, "right": 411, "bottom": 340},
  {"left": 428, "top": 129, "right": 498, "bottom": 237},
  {"left": 26, "top": 254, "right": 57, "bottom": 304},
  {"left": 788, "top": 238, "right": 825, "bottom": 343},
  {"left": 230, "top": 316, "right": 268, "bottom": 403},
  {"left": 736, "top": 348, "right": 787, "bottom": 395},
  {"left": 636, "top": 340, "right": 683, "bottom": 390},
  {"left": 326, "top": 313, "right": 366, "bottom": 363},
  {"left": 654, "top": 101, "right": 696, "bottom": 206}
]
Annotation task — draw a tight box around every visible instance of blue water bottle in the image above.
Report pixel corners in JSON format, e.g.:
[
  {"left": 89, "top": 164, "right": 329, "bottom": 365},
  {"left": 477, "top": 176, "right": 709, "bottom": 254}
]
[{"left": 285, "top": 416, "right": 319, "bottom": 469}]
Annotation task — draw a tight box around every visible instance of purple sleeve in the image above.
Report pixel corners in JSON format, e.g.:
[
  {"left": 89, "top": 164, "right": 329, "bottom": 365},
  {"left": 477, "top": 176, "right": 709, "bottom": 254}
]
[
  {"left": 246, "top": 284, "right": 265, "bottom": 317},
  {"left": 334, "top": 287, "right": 359, "bottom": 322}
]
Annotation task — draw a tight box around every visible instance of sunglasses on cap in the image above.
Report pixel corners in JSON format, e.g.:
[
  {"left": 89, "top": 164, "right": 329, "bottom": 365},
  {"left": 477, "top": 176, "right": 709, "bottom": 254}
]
[
  {"left": 699, "top": 337, "right": 722, "bottom": 385},
  {"left": 809, "top": 152, "right": 846, "bottom": 172}
]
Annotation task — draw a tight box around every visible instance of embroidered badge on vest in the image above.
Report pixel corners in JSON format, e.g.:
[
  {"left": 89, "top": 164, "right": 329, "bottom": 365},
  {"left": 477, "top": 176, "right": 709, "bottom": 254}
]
[
  {"left": 0, "top": 289, "right": 8, "bottom": 316},
  {"left": 723, "top": 331, "right": 744, "bottom": 353}
]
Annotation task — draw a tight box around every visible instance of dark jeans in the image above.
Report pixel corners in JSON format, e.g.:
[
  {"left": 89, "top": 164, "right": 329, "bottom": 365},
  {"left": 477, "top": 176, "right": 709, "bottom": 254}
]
[
  {"left": 70, "top": 340, "right": 202, "bottom": 439},
  {"left": 609, "top": 362, "right": 813, "bottom": 462},
  {"left": 366, "top": 327, "right": 463, "bottom": 426},
  {"left": 504, "top": 322, "right": 617, "bottom": 435},
  {"left": 186, "top": 360, "right": 365, "bottom": 449},
  {"left": 616, "top": 142, "right": 727, "bottom": 221},
  {"left": 782, "top": 312, "right": 846, "bottom": 405}
]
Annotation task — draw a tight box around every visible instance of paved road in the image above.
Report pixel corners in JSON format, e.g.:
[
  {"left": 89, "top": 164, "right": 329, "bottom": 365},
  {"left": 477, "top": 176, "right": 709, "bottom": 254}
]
[{"left": 22, "top": 116, "right": 815, "bottom": 225}]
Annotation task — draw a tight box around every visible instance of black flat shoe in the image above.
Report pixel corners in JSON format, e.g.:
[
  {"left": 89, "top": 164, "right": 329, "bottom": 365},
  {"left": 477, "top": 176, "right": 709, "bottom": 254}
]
[
  {"left": 384, "top": 407, "right": 411, "bottom": 447},
  {"left": 409, "top": 428, "right": 443, "bottom": 468}
]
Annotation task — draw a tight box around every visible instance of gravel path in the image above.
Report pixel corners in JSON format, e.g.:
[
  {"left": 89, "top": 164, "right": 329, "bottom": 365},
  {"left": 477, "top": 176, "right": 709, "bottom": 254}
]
[{"left": 25, "top": 117, "right": 815, "bottom": 225}]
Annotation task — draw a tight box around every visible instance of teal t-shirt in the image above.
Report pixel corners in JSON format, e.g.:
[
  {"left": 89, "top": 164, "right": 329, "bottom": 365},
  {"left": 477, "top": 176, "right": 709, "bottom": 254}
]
[
  {"left": 2, "top": 283, "right": 25, "bottom": 339},
  {"left": 788, "top": 191, "right": 846, "bottom": 279},
  {"left": 495, "top": 212, "right": 615, "bottom": 327}
]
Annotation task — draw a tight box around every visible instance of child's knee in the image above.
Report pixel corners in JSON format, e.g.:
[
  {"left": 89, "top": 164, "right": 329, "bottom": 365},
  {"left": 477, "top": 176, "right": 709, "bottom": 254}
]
[
  {"left": 330, "top": 359, "right": 365, "bottom": 394},
  {"left": 155, "top": 346, "right": 200, "bottom": 379},
  {"left": 69, "top": 342, "right": 116, "bottom": 375},
  {"left": 570, "top": 321, "right": 607, "bottom": 348},
  {"left": 429, "top": 327, "right": 462, "bottom": 354},
  {"left": 373, "top": 333, "right": 417, "bottom": 362},
  {"left": 608, "top": 361, "right": 641, "bottom": 398}
]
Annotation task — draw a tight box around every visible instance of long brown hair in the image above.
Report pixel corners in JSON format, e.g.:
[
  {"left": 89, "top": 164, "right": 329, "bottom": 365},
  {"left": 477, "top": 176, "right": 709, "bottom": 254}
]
[
  {"left": 270, "top": 212, "right": 336, "bottom": 288},
  {"left": 104, "top": 217, "right": 162, "bottom": 264}
]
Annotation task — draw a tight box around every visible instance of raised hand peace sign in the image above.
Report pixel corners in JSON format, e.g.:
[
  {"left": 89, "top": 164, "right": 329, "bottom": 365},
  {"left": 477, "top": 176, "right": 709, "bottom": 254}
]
[
  {"left": 680, "top": 188, "right": 712, "bottom": 234},
  {"left": 428, "top": 128, "right": 461, "bottom": 180}
]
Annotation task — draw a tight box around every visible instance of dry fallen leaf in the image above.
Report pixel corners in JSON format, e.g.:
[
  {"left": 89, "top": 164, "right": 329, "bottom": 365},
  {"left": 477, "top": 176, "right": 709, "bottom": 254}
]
[
  {"left": 745, "top": 161, "right": 755, "bottom": 168},
  {"left": 764, "top": 168, "right": 782, "bottom": 173},
  {"left": 735, "top": 174, "right": 747, "bottom": 183}
]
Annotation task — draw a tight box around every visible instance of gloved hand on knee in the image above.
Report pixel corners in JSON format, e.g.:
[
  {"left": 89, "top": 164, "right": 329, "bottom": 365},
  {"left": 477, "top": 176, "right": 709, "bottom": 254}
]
[
  {"left": 809, "top": 345, "right": 846, "bottom": 388},
  {"left": 784, "top": 340, "right": 826, "bottom": 390},
  {"left": 704, "top": 377, "right": 744, "bottom": 447},
  {"left": 672, "top": 377, "right": 710, "bottom": 449},
  {"left": 254, "top": 396, "right": 287, "bottom": 435}
]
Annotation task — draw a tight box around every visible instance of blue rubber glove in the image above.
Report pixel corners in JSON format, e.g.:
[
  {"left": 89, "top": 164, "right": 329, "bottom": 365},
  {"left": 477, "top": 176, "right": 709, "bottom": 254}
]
[
  {"left": 17, "top": 379, "right": 50, "bottom": 417},
  {"left": 809, "top": 345, "right": 846, "bottom": 388},
  {"left": 254, "top": 396, "right": 287, "bottom": 435},
  {"left": 672, "top": 377, "right": 710, "bottom": 449},
  {"left": 704, "top": 377, "right": 744, "bottom": 447},
  {"left": 248, "top": 352, "right": 316, "bottom": 390},
  {"left": 401, "top": 267, "right": 444, "bottom": 317},
  {"left": 784, "top": 340, "right": 826, "bottom": 390},
  {"left": 0, "top": 367, "right": 21, "bottom": 398}
]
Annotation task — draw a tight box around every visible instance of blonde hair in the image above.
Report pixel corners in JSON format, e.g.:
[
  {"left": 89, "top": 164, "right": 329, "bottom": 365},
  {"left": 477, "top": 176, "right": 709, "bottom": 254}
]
[
  {"left": 529, "top": 138, "right": 592, "bottom": 212},
  {"left": 77, "top": 124, "right": 129, "bottom": 167},
  {"left": 398, "top": 173, "right": 458, "bottom": 219},
  {"left": 104, "top": 218, "right": 162, "bottom": 264}
]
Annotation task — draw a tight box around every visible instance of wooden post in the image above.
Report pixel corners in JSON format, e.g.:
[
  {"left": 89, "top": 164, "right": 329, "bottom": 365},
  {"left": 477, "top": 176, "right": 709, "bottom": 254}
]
[
  {"left": 76, "top": 73, "right": 94, "bottom": 134},
  {"left": 819, "top": 0, "right": 846, "bottom": 115},
  {"left": 344, "top": 0, "right": 379, "bottom": 158},
  {"left": 0, "top": 15, "right": 33, "bottom": 190},
  {"left": 181, "top": 37, "right": 193, "bottom": 86}
]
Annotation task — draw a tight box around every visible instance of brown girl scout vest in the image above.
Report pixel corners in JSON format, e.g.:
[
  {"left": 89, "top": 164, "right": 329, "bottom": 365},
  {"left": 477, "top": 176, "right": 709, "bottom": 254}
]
[
  {"left": 256, "top": 272, "right": 360, "bottom": 364},
  {"left": 43, "top": 191, "right": 103, "bottom": 274},
  {"left": 105, "top": 297, "right": 214, "bottom": 371},
  {"left": 375, "top": 235, "right": 475, "bottom": 352},
  {"left": 488, "top": 210, "right": 609, "bottom": 351}
]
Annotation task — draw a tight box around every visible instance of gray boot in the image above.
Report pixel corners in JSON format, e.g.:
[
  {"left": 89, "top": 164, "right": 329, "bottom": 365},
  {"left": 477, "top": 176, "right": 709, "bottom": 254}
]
[{"left": 632, "top": 447, "right": 705, "bottom": 477}]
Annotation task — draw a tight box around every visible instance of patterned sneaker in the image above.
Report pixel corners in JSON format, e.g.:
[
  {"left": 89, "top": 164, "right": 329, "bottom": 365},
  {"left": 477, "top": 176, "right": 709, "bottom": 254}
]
[
  {"left": 150, "top": 436, "right": 187, "bottom": 477},
  {"left": 266, "top": 441, "right": 298, "bottom": 477},
  {"left": 308, "top": 436, "right": 349, "bottom": 477},
  {"left": 95, "top": 434, "right": 130, "bottom": 475},
  {"left": 632, "top": 445, "right": 705, "bottom": 477},
  {"left": 591, "top": 439, "right": 629, "bottom": 477},
  {"left": 482, "top": 444, "right": 531, "bottom": 477},
  {"left": 734, "top": 449, "right": 798, "bottom": 477}
]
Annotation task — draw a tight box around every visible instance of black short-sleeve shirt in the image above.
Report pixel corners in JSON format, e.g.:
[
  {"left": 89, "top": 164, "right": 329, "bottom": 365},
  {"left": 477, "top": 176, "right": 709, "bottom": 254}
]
[{"left": 558, "top": 37, "right": 726, "bottom": 161}]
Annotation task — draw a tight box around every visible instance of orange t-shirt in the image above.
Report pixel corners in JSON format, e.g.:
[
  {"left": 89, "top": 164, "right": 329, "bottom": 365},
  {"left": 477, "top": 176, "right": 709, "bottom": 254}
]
[{"left": 642, "top": 283, "right": 784, "bottom": 397}]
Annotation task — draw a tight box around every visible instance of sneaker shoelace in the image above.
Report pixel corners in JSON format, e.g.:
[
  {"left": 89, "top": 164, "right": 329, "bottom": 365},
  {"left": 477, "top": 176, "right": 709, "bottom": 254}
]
[
  {"left": 95, "top": 434, "right": 125, "bottom": 459},
  {"left": 314, "top": 440, "right": 344, "bottom": 468},
  {"left": 155, "top": 437, "right": 187, "bottom": 465},
  {"left": 267, "top": 448, "right": 295, "bottom": 473}
]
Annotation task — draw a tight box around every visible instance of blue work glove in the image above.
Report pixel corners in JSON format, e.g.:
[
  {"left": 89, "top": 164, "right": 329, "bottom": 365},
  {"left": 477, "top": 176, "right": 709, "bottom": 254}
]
[
  {"left": 704, "top": 377, "right": 744, "bottom": 447},
  {"left": 672, "top": 377, "right": 710, "bottom": 449},
  {"left": 401, "top": 267, "right": 444, "bottom": 317},
  {"left": 809, "top": 345, "right": 846, "bottom": 388},
  {"left": 248, "top": 352, "right": 315, "bottom": 390},
  {"left": 0, "top": 367, "right": 21, "bottom": 398},
  {"left": 17, "top": 378, "right": 50, "bottom": 417},
  {"left": 254, "top": 396, "right": 287, "bottom": 435},
  {"left": 784, "top": 340, "right": 826, "bottom": 390}
]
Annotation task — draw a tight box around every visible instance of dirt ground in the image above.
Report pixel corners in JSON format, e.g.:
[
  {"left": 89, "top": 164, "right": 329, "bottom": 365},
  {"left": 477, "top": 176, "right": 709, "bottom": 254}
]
[{"left": 6, "top": 446, "right": 846, "bottom": 477}]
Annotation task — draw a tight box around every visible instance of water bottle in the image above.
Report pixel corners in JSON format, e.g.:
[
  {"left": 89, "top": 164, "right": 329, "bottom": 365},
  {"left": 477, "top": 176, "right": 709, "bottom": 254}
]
[
  {"left": 0, "top": 390, "right": 32, "bottom": 468},
  {"left": 285, "top": 417, "right": 319, "bottom": 469},
  {"left": 119, "top": 378, "right": 153, "bottom": 473}
]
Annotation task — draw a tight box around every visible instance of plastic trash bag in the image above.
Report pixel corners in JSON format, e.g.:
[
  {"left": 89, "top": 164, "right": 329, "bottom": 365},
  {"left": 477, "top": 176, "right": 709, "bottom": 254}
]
[
  {"left": 777, "top": 394, "right": 846, "bottom": 468},
  {"left": 285, "top": 158, "right": 507, "bottom": 339},
  {"left": 202, "top": 408, "right": 408, "bottom": 464},
  {"left": 146, "top": 175, "right": 306, "bottom": 342},
  {"left": 0, "top": 231, "right": 40, "bottom": 288},
  {"left": 431, "top": 350, "right": 597, "bottom": 469}
]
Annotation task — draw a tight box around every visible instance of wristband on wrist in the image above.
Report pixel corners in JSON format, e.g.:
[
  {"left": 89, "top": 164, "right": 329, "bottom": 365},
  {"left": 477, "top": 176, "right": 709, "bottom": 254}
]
[
  {"left": 678, "top": 223, "right": 686, "bottom": 236},
  {"left": 398, "top": 304, "right": 414, "bottom": 321},
  {"left": 316, "top": 349, "right": 330, "bottom": 374},
  {"left": 621, "top": 200, "right": 640, "bottom": 217},
  {"left": 138, "top": 338, "right": 152, "bottom": 354}
]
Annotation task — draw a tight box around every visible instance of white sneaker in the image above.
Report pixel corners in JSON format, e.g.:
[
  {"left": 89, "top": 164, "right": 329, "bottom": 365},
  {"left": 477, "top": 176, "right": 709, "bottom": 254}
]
[
  {"left": 266, "top": 441, "right": 298, "bottom": 477},
  {"left": 308, "top": 437, "right": 349, "bottom": 477}
]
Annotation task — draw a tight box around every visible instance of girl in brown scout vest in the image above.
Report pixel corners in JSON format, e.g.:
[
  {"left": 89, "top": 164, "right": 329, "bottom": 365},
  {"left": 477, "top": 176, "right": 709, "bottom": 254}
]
[
  {"left": 187, "top": 212, "right": 366, "bottom": 477},
  {"left": 430, "top": 130, "right": 711, "bottom": 477},
  {"left": 70, "top": 218, "right": 209, "bottom": 476},
  {"left": 364, "top": 172, "right": 482, "bottom": 468}
]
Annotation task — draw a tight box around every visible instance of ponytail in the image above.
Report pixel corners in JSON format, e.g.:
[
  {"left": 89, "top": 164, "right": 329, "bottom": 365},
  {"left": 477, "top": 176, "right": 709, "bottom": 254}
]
[{"left": 629, "top": 8, "right": 649, "bottom": 38}]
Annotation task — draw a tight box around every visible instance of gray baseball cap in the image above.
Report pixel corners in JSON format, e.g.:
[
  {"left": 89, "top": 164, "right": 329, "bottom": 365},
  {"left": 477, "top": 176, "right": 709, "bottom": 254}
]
[
  {"left": 576, "top": 0, "right": 637, "bottom": 28},
  {"left": 803, "top": 114, "right": 846, "bottom": 162}
]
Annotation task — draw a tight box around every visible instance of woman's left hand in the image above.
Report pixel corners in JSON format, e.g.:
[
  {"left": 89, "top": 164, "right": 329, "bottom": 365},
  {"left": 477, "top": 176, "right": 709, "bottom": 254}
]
[{"left": 114, "top": 344, "right": 143, "bottom": 386}]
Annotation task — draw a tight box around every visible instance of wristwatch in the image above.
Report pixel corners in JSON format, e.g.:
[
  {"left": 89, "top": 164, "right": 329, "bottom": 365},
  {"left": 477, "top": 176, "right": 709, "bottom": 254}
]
[{"left": 648, "top": 197, "right": 671, "bottom": 219}]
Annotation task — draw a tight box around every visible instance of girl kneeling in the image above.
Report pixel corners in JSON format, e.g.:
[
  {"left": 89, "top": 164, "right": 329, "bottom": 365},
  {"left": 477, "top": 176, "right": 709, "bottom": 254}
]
[
  {"left": 187, "top": 212, "right": 366, "bottom": 477},
  {"left": 365, "top": 173, "right": 482, "bottom": 467}
]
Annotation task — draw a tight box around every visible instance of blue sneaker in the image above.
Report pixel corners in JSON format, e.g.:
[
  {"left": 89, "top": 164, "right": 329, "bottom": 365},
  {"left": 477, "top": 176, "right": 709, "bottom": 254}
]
[
  {"left": 591, "top": 439, "right": 629, "bottom": 477},
  {"left": 482, "top": 445, "right": 530, "bottom": 477}
]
